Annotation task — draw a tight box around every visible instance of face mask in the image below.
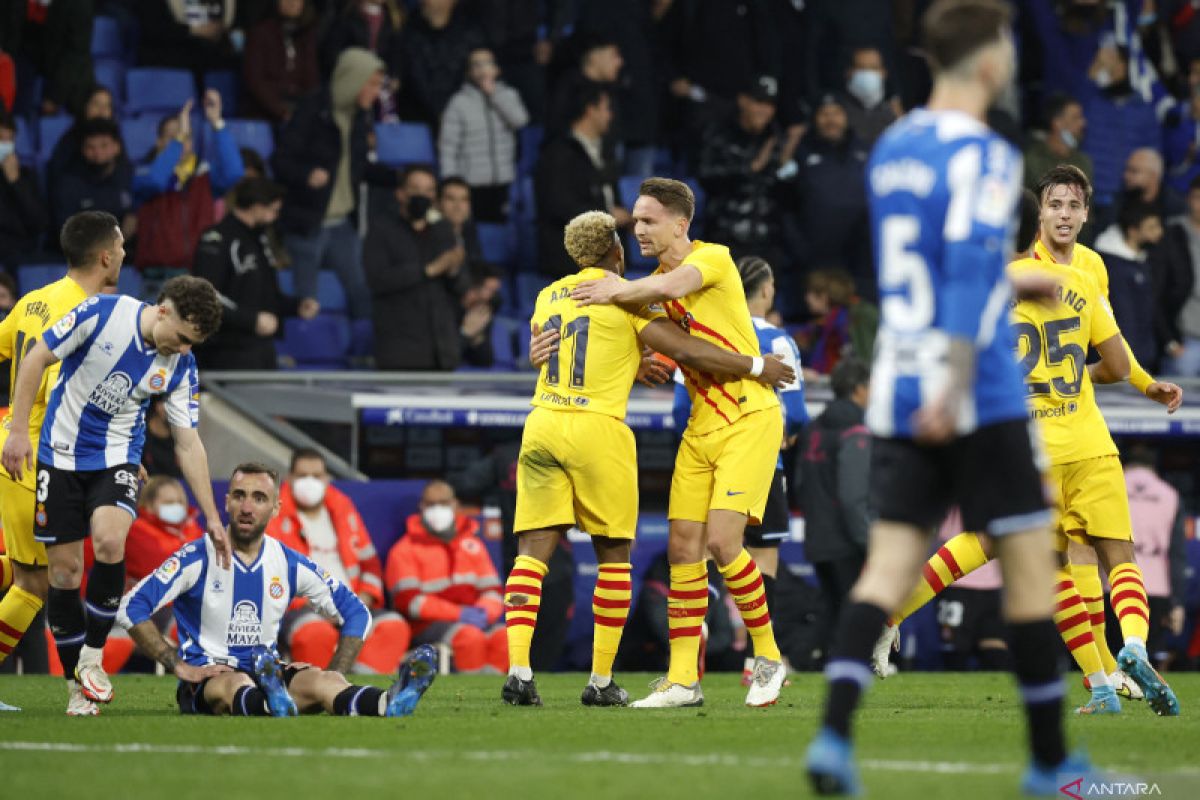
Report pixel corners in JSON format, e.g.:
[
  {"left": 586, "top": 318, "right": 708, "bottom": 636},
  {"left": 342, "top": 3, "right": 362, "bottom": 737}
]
[
  {"left": 422, "top": 504, "right": 456, "bottom": 537},
  {"left": 407, "top": 194, "right": 433, "bottom": 221},
  {"left": 292, "top": 475, "right": 327, "bottom": 508},
  {"left": 1060, "top": 130, "right": 1078, "bottom": 149},
  {"left": 157, "top": 502, "right": 187, "bottom": 525},
  {"left": 847, "top": 70, "right": 884, "bottom": 108},
  {"left": 0, "top": 141, "right": 13, "bottom": 161},
  {"left": 1094, "top": 69, "right": 1112, "bottom": 89}
]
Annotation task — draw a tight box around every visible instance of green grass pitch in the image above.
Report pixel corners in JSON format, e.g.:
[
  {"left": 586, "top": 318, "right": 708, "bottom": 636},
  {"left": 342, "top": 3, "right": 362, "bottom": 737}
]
[{"left": 1, "top": 673, "right": 1196, "bottom": 798}]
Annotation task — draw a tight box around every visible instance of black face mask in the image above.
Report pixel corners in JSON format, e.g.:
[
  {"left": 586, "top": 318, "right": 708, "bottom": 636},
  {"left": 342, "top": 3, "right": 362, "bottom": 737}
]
[{"left": 407, "top": 195, "right": 433, "bottom": 221}]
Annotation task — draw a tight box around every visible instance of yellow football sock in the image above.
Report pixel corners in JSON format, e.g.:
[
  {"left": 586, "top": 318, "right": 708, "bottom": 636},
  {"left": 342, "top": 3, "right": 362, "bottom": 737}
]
[
  {"left": 0, "top": 585, "right": 43, "bottom": 664},
  {"left": 666, "top": 561, "right": 709, "bottom": 686},
  {"left": 720, "top": 550, "right": 781, "bottom": 662},
  {"left": 1071, "top": 562, "right": 1118, "bottom": 674},
  {"left": 0, "top": 555, "right": 12, "bottom": 592},
  {"left": 591, "top": 562, "right": 632, "bottom": 679},
  {"left": 1053, "top": 567, "right": 1105, "bottom": 678},
  {"left": 503, "top": 555, "right": 547, "bottom": 672},
  {"left": 1108, "top": 563, "right": 1150, "bottom": 645},
  {"left": 890, "top": 532, "right": 990, "bottom": 626}
]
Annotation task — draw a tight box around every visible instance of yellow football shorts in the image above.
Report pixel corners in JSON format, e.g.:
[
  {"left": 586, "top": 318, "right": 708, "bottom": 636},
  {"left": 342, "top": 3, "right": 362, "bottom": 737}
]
[
  {"left": 1048, "top": 454, "right": 1133, "bottom": 552},
  {"left": 669, "top": 408, "right": 783, "bottom": 525},
  {"left": 0, "top": 475, "right": 45, "bottom": 566},
  {"left": 513, "top": 407, "right": 638, "bottom": 538}
]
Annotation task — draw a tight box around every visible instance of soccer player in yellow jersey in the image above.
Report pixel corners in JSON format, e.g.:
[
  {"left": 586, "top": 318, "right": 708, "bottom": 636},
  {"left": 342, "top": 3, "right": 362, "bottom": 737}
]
[
  {"left": 572, "top": 178, "right": 789, "bottom": 708},
  {"left": 0, "top": 211, "right": 124, "bottom": 714},
  {"left": 502, "top": 210, "right": 792, "bottom": 707}
]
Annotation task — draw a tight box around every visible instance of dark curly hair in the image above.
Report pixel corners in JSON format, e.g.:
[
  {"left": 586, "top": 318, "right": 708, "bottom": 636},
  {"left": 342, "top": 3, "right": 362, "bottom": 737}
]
[{"left": 158, "top": 275, "right": 222, "bottom": 338}]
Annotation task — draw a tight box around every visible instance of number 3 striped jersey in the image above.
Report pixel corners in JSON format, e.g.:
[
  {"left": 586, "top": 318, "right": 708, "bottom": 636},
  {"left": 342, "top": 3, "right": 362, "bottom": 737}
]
[
  {"left": 1009, "top": 258, "right": 1121, "bottom": 465},
  {"left": 530, "top": 267, "right": 664, "bottom": 420},
  {"left": 865, "top": 108, "right": 1027, "bottom": 438}
]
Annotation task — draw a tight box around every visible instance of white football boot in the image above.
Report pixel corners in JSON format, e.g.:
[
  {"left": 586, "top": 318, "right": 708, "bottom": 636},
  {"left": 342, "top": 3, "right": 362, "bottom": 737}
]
[
  {"left": 66, "top": 681, "right": 100, "bottom": 716},
  {"left": 630, "top": 677, "right": 704, "bottom": 708},
  {"left": 744, "top": 656, "right": 785, "bottom": 707},
  {"left": 871, "top": 625, "right": 900, "bottom": 678},
  {"left": 75, "top": 645, "right": 114, "bottom": 704}
]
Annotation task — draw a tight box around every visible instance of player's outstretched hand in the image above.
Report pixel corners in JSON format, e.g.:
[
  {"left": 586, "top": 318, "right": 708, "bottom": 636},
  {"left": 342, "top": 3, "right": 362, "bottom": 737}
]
[
  {"left": 573, "top": 274, "right": 622, "bottom": 307},
  {"left": 1147, "top": 381, "right": 1183, "bottom": 414},
  {"left": 758, "top": 353, "right": 795, "bottom": 389},
  {"left": 1010, "top": 268, "right": 1059, "bottom": 306},
  {"left": 528, "top": 322, "right": 559, "bottom": 368},
  {"left": 207, "top": 519, "right": 232, "bottom": 570},
  {"left": 174, "top": 662, "right": 232, "bottom": 682},
  {"left": 636, "top": 351, "right": 673, "bottom": 386},
  {"left": 0, "top": 434, "right": 33, "bottom": 483}
]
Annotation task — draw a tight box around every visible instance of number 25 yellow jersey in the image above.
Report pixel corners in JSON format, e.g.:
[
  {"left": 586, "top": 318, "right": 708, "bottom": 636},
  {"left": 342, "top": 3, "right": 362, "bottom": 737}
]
[{"left": 1009, "top": 257, "right": 1121, "bottom": 466}]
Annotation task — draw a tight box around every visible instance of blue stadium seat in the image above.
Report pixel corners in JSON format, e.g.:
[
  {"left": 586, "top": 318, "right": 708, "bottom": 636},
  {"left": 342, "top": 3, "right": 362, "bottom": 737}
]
[
  {"left": 117, "top": 268, "right": 145, "bottom": 300},
  {"left": 93, "top": 59, "right": 126, "bottom": 107},
  {"left": 617, "top": 175, "right": 643, "bottom": 209},
  {"left": 515, "top": 271, "right": 542, "bottom": 320},
  {"left": 349, "top": 319, "right": 374, "bottom": 358},
  {"left": 517, "top": 124, "right": 543, "bottom": 177},
  {"left": 125, "top": 68, "right": 195, "bottom": 117},
  {"left": 280, "top": 314, "right": 350, "bottom": 368},
  {"left": 316, "top": 271, "right": 348, "bottom": 313},
  {"left": 375, "top": 122, "right": 435, "bottom": 167},
  {"left": 91, "top": 16, "right": 123, "bottom": 58},
  {"left": 490, "top": 316, "right": 518, "bottom": 369},
  {"left": 204, "top": 70, "right": 239, "bottom": 119},
  {"left": 684, "top": 176, "right": 706, "bottom": 229},
  {"left": 476, "top": 223, "right": 515, "bottom": 268},
  {"left": 122, "top": 115, "right": 161, "bottom": 162},
  {"left": 223, "top": 118, "right": 274, "bottom": 160},
  {"left": 509, "top": 176, "right": 536, "bottom": 221},
  {"left": 37, "top": 115, "right": 72, "bottom": 162},
  {"left": 277, "top": 270, "right": 295, "bottom": 296},
  {"left": 14, "top": 118, "right": 35, "bottom": 166},
  {"left": 17, "top": 263, "right": 67, "bottom": 294}
]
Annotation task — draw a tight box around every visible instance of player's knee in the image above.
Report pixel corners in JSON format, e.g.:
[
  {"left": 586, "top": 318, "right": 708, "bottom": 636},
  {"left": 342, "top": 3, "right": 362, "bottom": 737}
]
[
  {"left": 91, "top": 537, "right": 124, "bottom": 564},
  {"left": 47, "top": 557, "right": 83, "bottom": 589},
  {"left": 706, "top": 534, "right": 742, "bottom": 567}
]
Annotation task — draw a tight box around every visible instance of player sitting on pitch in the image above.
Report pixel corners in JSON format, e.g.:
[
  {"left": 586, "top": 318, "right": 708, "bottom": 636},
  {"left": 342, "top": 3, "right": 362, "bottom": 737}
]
[{"left": 119, "top": 462, "right": 438, "bottom": 718}]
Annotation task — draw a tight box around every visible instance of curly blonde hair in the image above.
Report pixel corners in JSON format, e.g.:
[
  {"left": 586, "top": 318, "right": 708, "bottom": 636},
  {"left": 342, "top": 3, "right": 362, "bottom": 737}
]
[{"left": 563, "top": 211, "right": 618, "bottom": 268}]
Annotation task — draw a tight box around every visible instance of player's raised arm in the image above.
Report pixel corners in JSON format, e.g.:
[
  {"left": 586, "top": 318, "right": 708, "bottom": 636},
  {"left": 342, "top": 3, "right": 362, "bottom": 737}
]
[
  {"left": 573, "top": 264, "right": 703, "bottom": 307},
  {"left": 0, "top": 339, "right": 58, "bottom": 481},
  {"left": 637, "top": 318, "right": 794, "bottom": 388}
]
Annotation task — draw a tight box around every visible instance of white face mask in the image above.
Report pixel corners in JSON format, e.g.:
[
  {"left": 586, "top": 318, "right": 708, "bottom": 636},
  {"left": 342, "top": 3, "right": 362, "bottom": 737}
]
[
  {"left": 1060, "top": 129, "right": 1078, "bottom": 149},
  {"left": 157, "top": 502, "right": 187, "bottom": 525},
  {"left": 0, "top": 141, "right": 14, "bottom": 162},
  {"left": 1094, "top": 69, "right": 1113, "bottom": 89},
  {"left": 292, "top": 475, "right": 327, "bottom": 508},
  {"left": 847, "top": 69, "right": 884, "bottom": 108},
  {"left": 422, "top": 504, "right": 456, "bottom": 536}
]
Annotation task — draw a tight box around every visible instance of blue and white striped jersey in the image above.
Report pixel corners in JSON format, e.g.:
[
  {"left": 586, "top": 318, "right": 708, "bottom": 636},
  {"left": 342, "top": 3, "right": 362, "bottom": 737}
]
[
  {"left": 864, "top": 108, "right": 1027, "bottom": 438},
  {"left": 673, "top": 316, "right": 808, "bottom": 468},
  {"left": 118, "top": 535, "right": 371, "bottom": 670},
  {"left": 39, "top": 295, "right": 199, "bottom": 470}
]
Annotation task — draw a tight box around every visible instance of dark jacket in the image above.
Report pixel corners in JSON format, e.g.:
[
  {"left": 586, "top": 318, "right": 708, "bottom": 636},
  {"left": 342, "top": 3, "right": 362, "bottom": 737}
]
[
  {"left": 193, "top": 213, "right": 296, "bottom": 370},
  {"left": 243, "top": 16, "right": 321, "bottom": 121},
  {"left": 791, "top": 128, "right": 871, "bottom": 280},
  {"left": 696, "top": 115, "right": 783, "bottom": 251},
  {"left": 52, "top": 160, "right": 133, "bottom": 236},
  {"left": 0, "top": 163, "right": 47, "bottom": 265},
  {"left": 399, "top": 9, "right": 485, "bottom": 127},
  {"left": 363, "top": 214, "right": 470, "bottom": 370},
  {"left": 318, "top": 6, "right": 404, "bottom": 78},
  {"left": 573, "top": 0, "right": 659, "bottom": 144},
  {"left": 796, "top": 398, "right": 871, "bottom": 563},
  {"left": 534, "top": 134, "right": 619, "bottom": 277},
  {"left": 1095, "top": 228, "right": 1161, "bottom": 370},
  {"left": 2, "top": 0, "right": 93, "bottom": 113},
  {"left": 1158, "top": 221, "right": 1197, "bottom": 347}
]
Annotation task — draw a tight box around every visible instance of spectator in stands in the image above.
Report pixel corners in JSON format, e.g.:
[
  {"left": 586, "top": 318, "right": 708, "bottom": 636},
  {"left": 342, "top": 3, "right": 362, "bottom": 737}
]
[
  {"left": 1159, "top": 175, "right": 1200, "bottom": 374},
  {"left": 459, "top": 262, "right": 500, "bottom": 368},
  {"left": 438, "top": 47, "right": 529, "bottom": 223},
  {"left": 697, "top": 77, "right": 786, "bottom": 278},
  {"left": 4, "top": 0, "right": 93, "bottom": 115},
  {"left": 364, "top": 164, "right": 469, "bottom": 370},
  {"left": 1023, "top": 94, "right": 1094, "bottom": 193},
  {"left": 0, "top": 47, "right": 12, "bottom": 113},
  {"left": 796, "top": 357, "right": 871, "bottom": 660},
  {"left": 399, "top": 0, "right": 485, "bottom": 128},
  {"left": 137, "top": 0, "right": 238, "bottom": 75},
  {"left": 273, "top": 47, "right": 390, "bottom": 322},
  {"left": 194, "top": 177, "right": 318, "bottom": 370},
  {"left": 437, "top": 176, "right": 485, "bottom": 272},
  {"left": 318, "top": 0, "right": 404, "bottom": 117},
  {"left": 52, "top": 118, "right": 134, "bottom": 241},
  {"left": 243, "top": 0, "right": 321, "bottom": 124},
  {"left": 534, "top": 84, "right": 628, "bottom": 277},
  {"left": 788, "top": 93, "right": 872, "bottom": 306},
  {"left": 1095, "top": 197, "right": 1165, "bottom": 370},
  {"left": 269, "top": 448, "right": 411, "bottom": 675},
  {"left": 123, "top": 475, "right": 203, "bottom": 590},
  {"left": 1121, "top": 148, "right": 1186, "bottom": 222},
  {"left": 46, "top": 86, "right": 124, "bottom": 191},
  {"left": 133, "top": 91, "right": 244, "bottom": 270},
  {"left": 0, "top": 108, "right": 47, "bottom": 273},
  {"left": 841, "top": 46, "right": 901, "bottom": 148},
  {"left": 545, "top": 36, "right": 623, "bottom": 140},
  {"left": 1124, "top": 444, "right": 1189, "bottom": 667},
  {"left": 385, "top": 480, "right": 508, "bottom": 674},
  {"left": 140, "top": 396, "right": 183, "bottom": 479},
  {"left": 797, "top": 268, "right": 878, "bottom": 377},
  {"left": 474, "top": 0, "right": 571, "bottom": 122}
]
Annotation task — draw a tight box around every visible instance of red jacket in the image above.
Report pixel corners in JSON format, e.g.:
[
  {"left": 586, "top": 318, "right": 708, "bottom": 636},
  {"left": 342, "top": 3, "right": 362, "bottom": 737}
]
[
  {"left": 83, "top": 510, "right": 203, "bottom": 591},
  {"left": 385, "top": 514, "right": 503, "bottom": 635},
  {"left": 134, "top": 173, "right": 215, "bottom": 269},
  {"left": 267, "top": 482, "right": 385, "bottom": 607}
]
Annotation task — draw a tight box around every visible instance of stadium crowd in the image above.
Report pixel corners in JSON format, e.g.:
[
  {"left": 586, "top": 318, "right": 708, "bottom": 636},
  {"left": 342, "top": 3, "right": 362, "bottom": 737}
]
[{"left": 0, "top": 0, "right": 1198, "bottom": 688}]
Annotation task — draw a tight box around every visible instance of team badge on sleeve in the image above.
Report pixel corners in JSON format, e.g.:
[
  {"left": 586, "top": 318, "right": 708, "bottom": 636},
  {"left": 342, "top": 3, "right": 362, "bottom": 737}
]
[
  {"left": 156, "top": 556, "right": 181, "bottom": 583},
  {"left": 52, "top": 311, "right": 76, "bottom": 339}
]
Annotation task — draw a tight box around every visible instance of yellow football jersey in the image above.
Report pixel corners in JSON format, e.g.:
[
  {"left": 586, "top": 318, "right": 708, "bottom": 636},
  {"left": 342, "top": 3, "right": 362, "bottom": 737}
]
[
  {"left": 530, "top": 268, "right": 664, "bottom": 420},
  {"left": 656, "top": 241, "right": 778, "bottom": 436},
  {"left": 1010, "top": 257, "right": 1121, "bottom": 465},
  {"left": 1032, "top": 239, "right": 1110, "bottom": 297},
  {"left": 0, "top": 276, "right": 88, "bottom": 490}
]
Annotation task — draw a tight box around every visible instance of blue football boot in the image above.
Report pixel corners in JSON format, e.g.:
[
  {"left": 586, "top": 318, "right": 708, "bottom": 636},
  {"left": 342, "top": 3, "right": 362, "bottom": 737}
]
[
  {"left": 386, "top": 644, "right": 439, "bottom": 717},
  {"left": 806, "top": 727, "right": 862, "bottom": 796},
  {"left": 251, "top": 645, "right": 298, "bottom": 717}
]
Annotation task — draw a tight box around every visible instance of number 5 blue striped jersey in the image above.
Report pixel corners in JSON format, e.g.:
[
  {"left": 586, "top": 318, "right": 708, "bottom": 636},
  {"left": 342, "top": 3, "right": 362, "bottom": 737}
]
[{"left": 864, "top": 108, "right": 1027, "bottom": 438}]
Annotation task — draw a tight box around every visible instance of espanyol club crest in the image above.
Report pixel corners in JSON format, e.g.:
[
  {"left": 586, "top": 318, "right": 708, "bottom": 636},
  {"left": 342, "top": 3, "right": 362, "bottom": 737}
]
[
  {"left": 148, "top": 370, "right": 167, "bottom": 391},
  {"left": 269, "top": 577, "right": 284, "bottom": 599},
  {"left": 34, "top": 503, "right": 47, "bottom": 528}
]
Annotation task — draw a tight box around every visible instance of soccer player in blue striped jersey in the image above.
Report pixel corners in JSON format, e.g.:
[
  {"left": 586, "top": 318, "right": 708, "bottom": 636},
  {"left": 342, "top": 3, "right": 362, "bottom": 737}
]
[
  {"left": 805, "top": 2, "right": 1089, "bottom": 795},
  {"left": 0, "top": 276, "right": 227, "bottom": 715},
  {"left": 672, "top": 255, "right": 807, "bottom": 681},
  {"left": 119, "top": 463, "right": 438, "bottom": 718}
]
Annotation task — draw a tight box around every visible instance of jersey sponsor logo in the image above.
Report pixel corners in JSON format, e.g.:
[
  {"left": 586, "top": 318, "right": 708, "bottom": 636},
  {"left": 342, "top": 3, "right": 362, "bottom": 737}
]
[
  {"left": 156, "top": 556, "right": 181, "bottom": 583},
  {"left": 51, "top": 311, "right": 76, "bottom": 338},
  {"left": 229, "top": 601, "right": 262, "bottom": 646},
  {"left": 88, "top": 372, "right": 134, "bottom": 415},
  {"left": 268, "top": 577, "right": 284, "bottom": 599},
  {"left": 573, "top": 397, "right": 589, "bottom": 407},
  {"left": 114, "top": 469, "right": 140, "bottom": 492},
  {"left": 1031, "top": 402, "right": 1079, "bottom": 420},
  {"left": 538, "top": 391, "right": 571, "bottom": 407}
]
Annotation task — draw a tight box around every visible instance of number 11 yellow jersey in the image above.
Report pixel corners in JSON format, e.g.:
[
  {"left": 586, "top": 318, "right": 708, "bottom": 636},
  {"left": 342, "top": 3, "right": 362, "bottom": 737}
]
[{"left": 1009, "top": 258, "right": 1121, "bottom": 466}]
